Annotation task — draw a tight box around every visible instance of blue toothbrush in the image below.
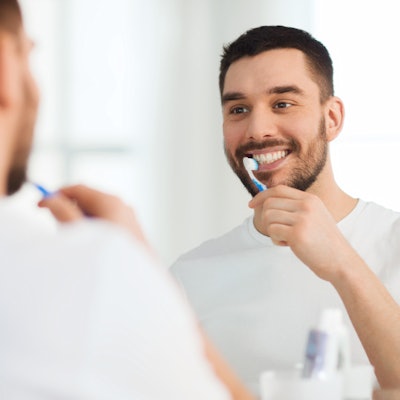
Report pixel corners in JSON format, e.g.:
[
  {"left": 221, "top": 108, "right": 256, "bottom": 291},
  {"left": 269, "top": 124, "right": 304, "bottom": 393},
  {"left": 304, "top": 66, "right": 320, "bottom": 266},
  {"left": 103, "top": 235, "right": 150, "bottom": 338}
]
[
  {"left": 31, "top": 182, "right": 54, "bottom": 198},
  {"left": 243, "top": 157, "right": 267, "bottom": 192}
]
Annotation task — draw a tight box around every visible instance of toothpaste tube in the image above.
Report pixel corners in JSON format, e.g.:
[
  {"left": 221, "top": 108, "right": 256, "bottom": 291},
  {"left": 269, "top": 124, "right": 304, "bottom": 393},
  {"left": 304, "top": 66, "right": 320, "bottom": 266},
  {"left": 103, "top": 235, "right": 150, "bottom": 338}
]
[{"left": 302, "top": 308, "right": 350, "bottom": 380}]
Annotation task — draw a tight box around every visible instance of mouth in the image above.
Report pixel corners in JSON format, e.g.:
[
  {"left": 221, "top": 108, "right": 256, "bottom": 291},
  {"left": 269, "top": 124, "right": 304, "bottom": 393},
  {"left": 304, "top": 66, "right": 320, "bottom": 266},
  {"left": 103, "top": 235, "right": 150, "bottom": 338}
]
[{"left": 247, "top": 150, "right": 290, "bottom": 167}]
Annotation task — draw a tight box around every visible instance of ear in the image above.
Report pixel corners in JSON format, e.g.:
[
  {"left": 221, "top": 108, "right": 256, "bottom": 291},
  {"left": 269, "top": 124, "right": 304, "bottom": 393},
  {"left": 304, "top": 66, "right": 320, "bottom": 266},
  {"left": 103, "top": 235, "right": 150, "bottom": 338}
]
[
  {"left": 324, "top": 96, "right": 345, "bottom": 142},
  {"left": 0, "top": 33, "right": 20, "bottom": 109}
]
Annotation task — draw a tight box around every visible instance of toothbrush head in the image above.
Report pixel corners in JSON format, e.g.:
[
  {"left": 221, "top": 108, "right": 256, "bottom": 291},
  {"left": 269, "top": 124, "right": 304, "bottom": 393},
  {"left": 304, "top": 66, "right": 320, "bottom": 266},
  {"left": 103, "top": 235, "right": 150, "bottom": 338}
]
[
  {"left": 243, "top": 156, "right": 267, "bottom": 192},
  {"left": 243, "top": 156, "right": 259, "bottom": 172}
]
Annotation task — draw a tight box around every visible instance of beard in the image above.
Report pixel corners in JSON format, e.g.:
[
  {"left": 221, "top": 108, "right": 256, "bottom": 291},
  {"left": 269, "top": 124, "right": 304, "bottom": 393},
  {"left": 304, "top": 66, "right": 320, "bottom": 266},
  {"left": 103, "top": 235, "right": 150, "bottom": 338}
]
[
  {"left": 7, "top": 82, "right": 37, "bottom": 196},
  {"left": 7, "top": 164, "right": 28, "bottom": 196},
  {"left": 7, "top": 128, "right": 33, "bottom": 195},
  {"left": 224, "top": 117, "right": 328, "bottom": 197}
]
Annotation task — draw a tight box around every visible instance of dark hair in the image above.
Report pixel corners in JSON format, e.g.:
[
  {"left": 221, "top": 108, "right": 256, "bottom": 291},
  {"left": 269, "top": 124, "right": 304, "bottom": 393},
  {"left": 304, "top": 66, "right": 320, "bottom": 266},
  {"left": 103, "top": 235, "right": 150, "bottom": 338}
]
[
  {"left": 219, "top": 25, "right": 334, "bottom": 103},
  {"left": 0, "top": 0, "right": 22, "bottom": 35}
]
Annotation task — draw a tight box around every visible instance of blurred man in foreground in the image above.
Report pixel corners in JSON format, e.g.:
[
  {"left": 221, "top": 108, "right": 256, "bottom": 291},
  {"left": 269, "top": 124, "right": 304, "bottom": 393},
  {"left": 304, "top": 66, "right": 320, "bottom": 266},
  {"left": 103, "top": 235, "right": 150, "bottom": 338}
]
[{"left": 0, "top": 1, "right": 254, "bottom": 398}]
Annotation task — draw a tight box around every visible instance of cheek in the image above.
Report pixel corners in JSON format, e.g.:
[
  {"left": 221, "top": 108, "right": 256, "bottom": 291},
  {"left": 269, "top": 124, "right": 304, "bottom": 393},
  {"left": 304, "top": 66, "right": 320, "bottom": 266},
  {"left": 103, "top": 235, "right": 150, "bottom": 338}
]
[
  {"left": 223, "top": 121, "right": 245, "bottom": 152},
  {"left": 283, "top": 115, "right": 321, "bottom": 145}
]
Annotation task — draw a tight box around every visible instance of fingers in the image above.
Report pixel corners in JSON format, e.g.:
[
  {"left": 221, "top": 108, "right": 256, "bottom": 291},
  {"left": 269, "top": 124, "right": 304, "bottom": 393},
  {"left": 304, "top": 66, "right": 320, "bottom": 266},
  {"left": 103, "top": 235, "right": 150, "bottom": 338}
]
[
  {"left": 38, "top": 192, "right": 84, "bottom": 222},
  {"left": 57, "top": 185, "right": 120, "bottom": 218},
  {"left": 260, "top": 209, "right": 297, "bottom": 232},
  {"left": 51, "top": 185, "right": 151, "bottom": 248},
  {"left": 248, "top": 185, "right": 321, "bottom": 220},
  {"left": 248, "top": 185, "right": 304, "bottom": 209},
  {"left": 38, "top": 184, "right": 115, "bottom": 222},
  {"left": 267, "top": 223, "right": 291, "bottom": 246},
  {"left": 57, "top": 185, "right": 135, "bottom": 228}
]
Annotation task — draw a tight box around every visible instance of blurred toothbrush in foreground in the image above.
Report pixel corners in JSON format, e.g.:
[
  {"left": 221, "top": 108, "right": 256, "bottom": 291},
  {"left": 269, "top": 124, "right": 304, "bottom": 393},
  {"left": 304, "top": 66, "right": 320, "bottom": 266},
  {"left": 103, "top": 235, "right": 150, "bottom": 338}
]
[{"left": 31, "top": 182, "right": 54, "bottom": 198}]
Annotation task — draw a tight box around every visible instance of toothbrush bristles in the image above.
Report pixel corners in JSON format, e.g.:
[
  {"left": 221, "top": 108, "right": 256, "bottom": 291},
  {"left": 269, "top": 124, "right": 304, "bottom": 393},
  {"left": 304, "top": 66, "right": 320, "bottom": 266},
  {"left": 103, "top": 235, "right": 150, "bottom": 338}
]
[
  {"left": 243, "top": 156, "right": 267, "bottom": 192},
  {"left": 243, "top": 156, "right": 259, "bottom": 171}
]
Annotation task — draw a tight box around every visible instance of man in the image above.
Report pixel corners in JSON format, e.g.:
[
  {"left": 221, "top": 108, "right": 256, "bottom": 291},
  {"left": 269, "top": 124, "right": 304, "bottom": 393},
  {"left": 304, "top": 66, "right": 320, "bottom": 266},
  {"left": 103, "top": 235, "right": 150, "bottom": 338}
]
[
  {"left": 0, "top": 1, "right": 254, "bottom": 398},
  {"left": 171, "top": 26, "right": 400, "bottom": 395}
]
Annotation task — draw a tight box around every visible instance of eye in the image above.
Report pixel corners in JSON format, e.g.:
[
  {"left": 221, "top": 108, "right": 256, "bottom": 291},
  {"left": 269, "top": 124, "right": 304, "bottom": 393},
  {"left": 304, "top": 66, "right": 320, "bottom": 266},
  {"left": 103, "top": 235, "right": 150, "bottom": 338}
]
[
  {"left": 273, "top": 102, "right": 292, "bottom": 109},
  {"left": 230, "top": 106, "right": 249, "bottom": 115}
]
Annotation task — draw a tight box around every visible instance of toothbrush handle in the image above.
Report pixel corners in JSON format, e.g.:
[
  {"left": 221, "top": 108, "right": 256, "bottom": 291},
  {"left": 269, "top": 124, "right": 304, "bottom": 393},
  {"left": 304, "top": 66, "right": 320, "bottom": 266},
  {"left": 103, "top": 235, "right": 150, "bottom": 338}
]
[
  {"left": 32, "top": 183, "right": 54, "bottom": 198},
  {"left": 253, "top": 179, "right": 266, "bottom": 192}
]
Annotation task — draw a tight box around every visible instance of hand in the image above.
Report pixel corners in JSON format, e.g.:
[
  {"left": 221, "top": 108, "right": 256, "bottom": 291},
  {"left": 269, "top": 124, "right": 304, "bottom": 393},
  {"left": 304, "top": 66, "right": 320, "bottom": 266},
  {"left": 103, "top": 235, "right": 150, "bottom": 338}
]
[
  {"left": 248, "top": 185, "right": 356, "bottom": 282},
  {"left": 38, "top": 185, "right": 150, "bottom": 249}
]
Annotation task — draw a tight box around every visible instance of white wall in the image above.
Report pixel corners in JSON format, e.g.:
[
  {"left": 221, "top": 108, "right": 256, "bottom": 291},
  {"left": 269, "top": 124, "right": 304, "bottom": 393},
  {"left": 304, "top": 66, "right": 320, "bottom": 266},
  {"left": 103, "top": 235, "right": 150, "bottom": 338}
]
[{"left": 314, "top": 0, "right": 400, "bottom": 210}]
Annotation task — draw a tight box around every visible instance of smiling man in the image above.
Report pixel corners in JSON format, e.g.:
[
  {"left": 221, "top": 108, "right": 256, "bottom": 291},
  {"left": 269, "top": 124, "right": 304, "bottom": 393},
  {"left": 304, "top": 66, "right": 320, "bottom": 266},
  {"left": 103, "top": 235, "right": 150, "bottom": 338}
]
[{"left": 171, "top": 26, "right": 400, "bottom": 396}]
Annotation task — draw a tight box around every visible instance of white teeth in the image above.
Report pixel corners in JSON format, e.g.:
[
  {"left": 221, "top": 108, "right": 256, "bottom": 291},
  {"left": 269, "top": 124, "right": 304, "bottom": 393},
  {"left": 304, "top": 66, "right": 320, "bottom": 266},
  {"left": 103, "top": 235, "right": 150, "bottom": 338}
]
[{"left": 253, "top": 150, "right": 288, "bottom": 165}]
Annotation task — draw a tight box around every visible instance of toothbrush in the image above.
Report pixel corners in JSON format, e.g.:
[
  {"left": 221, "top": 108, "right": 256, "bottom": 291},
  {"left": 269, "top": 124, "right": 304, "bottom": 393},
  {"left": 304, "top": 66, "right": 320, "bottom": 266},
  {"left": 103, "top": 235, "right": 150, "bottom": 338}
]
[
  {"left": 31, "top": 182, "right": 54, "bottom": 198},
  {"left": 243, "top": 157, "right": 267, "bottom": 192},
  {"left": 31, "top": 181, "right": 90, "bottom": 217}
]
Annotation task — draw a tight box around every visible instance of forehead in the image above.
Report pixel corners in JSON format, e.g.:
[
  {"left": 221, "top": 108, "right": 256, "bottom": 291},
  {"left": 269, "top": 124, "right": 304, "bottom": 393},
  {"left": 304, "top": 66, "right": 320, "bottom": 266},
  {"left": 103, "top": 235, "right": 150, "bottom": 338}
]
[{"left": 223, "top": 48, "right": 318, "bottom": 96}]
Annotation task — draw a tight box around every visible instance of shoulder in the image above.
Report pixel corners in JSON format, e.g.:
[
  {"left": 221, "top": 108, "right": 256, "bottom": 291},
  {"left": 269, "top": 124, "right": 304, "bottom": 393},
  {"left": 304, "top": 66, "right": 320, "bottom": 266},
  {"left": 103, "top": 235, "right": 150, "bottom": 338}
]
[
  {"left": 341, "top": 199, "right": 400, "bottom": 234},
  {"left": 342, "top": 200, "right": 400, "bottom": 271},
  {"left": 356, "top": 200, "right": 400, "bottom": 229},
  {"left": 361, "top": 200, "right": 400, "bottom": 218}
]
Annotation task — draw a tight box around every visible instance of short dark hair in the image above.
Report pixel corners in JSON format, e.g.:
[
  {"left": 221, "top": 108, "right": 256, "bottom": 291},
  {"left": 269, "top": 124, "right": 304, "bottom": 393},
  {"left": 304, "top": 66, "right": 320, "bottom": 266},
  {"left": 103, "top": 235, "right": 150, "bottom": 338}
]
[
  {"left": 0, "top": 0, "right": 22, "bottom": 35},
  {"left": 219, "top": 25, "right": 334, "bottom": 103}
]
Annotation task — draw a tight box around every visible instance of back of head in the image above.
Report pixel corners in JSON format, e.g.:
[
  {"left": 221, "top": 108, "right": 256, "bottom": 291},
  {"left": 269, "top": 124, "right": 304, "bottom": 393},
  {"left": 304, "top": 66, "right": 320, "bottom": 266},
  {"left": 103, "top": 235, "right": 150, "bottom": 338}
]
[
  {"left": 0, "top": 0, "right": 22, "bottom": 35},
  {"left": 219, "top": 25, "right": 334, "bottom": 103}
]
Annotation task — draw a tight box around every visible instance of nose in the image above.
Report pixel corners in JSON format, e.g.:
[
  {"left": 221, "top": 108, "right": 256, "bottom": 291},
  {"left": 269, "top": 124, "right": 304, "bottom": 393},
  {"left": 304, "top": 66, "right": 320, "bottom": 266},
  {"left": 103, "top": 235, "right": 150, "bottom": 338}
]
[{"left": 245, "top": 107, "right": 277, "bottom": 141}]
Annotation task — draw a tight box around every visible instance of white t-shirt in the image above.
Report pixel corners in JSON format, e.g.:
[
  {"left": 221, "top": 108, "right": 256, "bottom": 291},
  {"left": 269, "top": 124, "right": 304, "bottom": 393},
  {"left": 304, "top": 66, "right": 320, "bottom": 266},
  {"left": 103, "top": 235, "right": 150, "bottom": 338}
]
[
  {"left": 0, "top": 197, "right": 231, "bottom": 400},
  {"left": 171, "top": 199, "right": 400, "bottom": 396}
]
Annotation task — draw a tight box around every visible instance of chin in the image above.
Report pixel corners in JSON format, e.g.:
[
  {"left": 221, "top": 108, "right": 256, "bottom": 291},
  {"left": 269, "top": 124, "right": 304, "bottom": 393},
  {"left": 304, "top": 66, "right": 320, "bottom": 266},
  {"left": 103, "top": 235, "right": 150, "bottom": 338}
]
[{"left": 7, "top": 165, "right": 27, "bottom": 196}]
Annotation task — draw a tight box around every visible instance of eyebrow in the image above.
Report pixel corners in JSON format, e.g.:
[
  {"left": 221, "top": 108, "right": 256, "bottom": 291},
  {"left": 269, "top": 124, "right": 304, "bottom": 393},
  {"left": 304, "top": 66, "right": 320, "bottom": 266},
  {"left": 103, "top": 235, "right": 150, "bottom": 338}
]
[
  {"left": 221, "top": 92, "right": 245, "bottom": 105},
  {"left": 221, "top": 85, "right": 305, "bottom": 105},
  {"left": 268, "top": 85, "right": 304, "bottom": 96}
]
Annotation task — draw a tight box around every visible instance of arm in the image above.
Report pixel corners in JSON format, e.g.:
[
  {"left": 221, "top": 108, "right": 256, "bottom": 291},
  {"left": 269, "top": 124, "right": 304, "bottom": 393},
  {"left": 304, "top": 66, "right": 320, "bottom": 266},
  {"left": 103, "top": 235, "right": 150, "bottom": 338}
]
[
  {"left": 336, "top": 255, "right": 400, "bottom": 388},
  {"left": 249, "top": 185, "right": 400, "bottom": 389},
  {"left": 39, "top": 184, "right": 255, "bottom": 400}
]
